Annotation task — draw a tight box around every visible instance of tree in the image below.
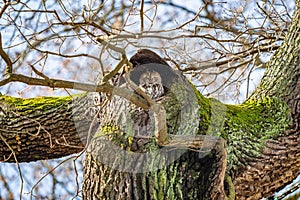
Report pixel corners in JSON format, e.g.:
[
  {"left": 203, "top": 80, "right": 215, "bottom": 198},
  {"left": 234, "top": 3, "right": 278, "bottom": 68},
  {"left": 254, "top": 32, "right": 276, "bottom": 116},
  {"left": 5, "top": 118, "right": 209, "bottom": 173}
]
[{"left": 0, "top": 0, "right": 298, "bottom": 199}]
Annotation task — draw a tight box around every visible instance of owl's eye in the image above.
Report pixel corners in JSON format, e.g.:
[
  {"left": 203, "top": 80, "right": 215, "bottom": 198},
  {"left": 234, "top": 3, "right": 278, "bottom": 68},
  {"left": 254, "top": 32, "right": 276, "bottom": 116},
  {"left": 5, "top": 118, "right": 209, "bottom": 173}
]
[{"left": 141, "top": 84, "right": 150, "bottom": 89}]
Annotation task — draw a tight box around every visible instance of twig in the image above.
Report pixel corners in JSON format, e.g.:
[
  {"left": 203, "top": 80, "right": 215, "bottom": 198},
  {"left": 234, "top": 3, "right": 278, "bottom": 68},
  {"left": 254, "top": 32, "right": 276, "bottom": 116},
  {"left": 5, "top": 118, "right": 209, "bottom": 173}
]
[
  {"left": 101, "top": 54, "right": 129, "bottom": 83},
  {"left": 95, "top": 36, "right": 126, "bottom": 54},
  {"left": 28, "top": 155, "right": 76, "bottom": 199},
  {"left": 124, "top": 70, "right": 154, "bottom": 107},
  {"left": 140, "top": 0, "right": 144, "bottom": 32},
  {"left": 0, "top": 2, "right": 9, "bottom": 19},
  {"left": 28, "top": 64, "right": 52, "bottom": 83},
  {"left": 0, "top": 33, "right": 13, "bottom": 76},
  {"left": 0, "top": 132, "right": 24, "bottom": 200}
]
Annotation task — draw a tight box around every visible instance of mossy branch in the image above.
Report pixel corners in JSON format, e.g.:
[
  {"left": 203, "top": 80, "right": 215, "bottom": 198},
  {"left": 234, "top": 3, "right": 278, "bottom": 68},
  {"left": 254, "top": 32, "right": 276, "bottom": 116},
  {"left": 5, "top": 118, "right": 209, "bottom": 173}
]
[{"left": 0, "top": 73, "right": 150, "bottom": 110}]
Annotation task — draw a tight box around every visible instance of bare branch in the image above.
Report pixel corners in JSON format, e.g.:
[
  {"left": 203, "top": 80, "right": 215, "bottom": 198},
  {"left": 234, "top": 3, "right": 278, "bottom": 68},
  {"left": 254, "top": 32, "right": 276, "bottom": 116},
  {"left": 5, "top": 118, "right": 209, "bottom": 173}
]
[
  {"left": 101, "top": 53, "right": 129, "bottom": 83},
  {"left": 0, "top": 73, "right": 150, "bottom": 109},
  {"left": 0, "top": 132, "right": 24, "bottom": 200},
  {"left": 0, "top": 33, "right": 12, "bottom": 76},
  {"left": 29, "top": 64, "right": 52, "bottom": 83},
  {"left": 140, "top": 0, "right": 144, "bottom": 32},
  {"left": 0, "top": 1, "right": 9, "bottom": 18}
]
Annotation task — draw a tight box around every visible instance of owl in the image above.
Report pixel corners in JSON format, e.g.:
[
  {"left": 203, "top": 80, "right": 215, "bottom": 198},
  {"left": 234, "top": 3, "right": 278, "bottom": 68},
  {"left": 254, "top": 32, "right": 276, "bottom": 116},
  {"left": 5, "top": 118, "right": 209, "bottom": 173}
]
[
  {"left": 89, "top": 49, "right": 200, "bottom": 151},
  {"left": 91, "top": 50, "right": 167, "bottom": 120},
  {"left": 138, "top": 71, "right": 164, "bottom": 99}
]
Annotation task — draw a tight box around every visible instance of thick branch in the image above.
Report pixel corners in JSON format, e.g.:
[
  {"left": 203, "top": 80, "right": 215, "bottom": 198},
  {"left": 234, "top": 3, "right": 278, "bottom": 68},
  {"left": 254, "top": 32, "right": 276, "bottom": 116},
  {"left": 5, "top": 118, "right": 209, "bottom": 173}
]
[{"left": 0, "top": 95, "right": 87, "bottom": 162}]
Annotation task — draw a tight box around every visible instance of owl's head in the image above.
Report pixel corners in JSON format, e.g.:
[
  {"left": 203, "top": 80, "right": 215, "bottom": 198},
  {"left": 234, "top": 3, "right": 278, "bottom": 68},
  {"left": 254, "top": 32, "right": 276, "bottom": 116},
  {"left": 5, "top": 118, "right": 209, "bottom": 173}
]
[
  {"left": 129, "top": 49, "right": 180, "bottom": 92},
  {"left": 139, "top": 71, "right": 164, "bottom": 99}
]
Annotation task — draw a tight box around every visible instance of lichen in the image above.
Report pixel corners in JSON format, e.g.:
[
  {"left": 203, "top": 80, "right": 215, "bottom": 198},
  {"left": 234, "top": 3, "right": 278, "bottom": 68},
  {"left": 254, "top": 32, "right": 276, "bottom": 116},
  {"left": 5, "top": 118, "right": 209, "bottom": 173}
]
[
  {"left": 149, "top": 157, "right": 183, "bottom": 200},
  {"left": 190, "top": 84, "right": 212, "bottom": 134}
]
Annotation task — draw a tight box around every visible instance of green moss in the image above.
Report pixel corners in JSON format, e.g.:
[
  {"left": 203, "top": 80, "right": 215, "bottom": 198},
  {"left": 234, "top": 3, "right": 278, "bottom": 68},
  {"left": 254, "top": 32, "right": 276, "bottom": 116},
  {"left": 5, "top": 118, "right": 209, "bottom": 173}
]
[
  {"left": 166, "top": 162, "right": 180, "bottom": 199},
  {"left": 224, "top": 97, "right": 292, "bottom": 172},
  {"left": 96, "top": 125, "right": 119, "bottom": 136},
  {"left": 192, "top": 88, "right": 291, "bottom": 172},
  {"left": 87, "top": 81, "right": 292, "bottom": 198},
  {"left": 190, "top": 84, "right": 212, "bottom": 134},
  {"left": 1, "top": 95, "right": 72, "bottom": 113},
  {"left": 94, "top": 81, "right": 291, "bottom": 176},
  {"left": 148, "top": 159, "right": 183, "bottom": 200}
]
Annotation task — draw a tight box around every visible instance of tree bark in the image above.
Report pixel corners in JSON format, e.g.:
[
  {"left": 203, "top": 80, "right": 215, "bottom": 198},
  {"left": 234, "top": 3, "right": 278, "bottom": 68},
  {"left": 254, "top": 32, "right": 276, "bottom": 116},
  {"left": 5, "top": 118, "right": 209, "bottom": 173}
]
[
  {"left": 82, "top": 135, "right": 228, "bottom": 200},
  {"left": 233, "top": 6, "right": 300, "bottom": 199},
  {"left": 81, "top": 5, "right": 300, "bottom": 199},
  {"left": 0, "top": 95, "right": 88, "bottom": 162}
]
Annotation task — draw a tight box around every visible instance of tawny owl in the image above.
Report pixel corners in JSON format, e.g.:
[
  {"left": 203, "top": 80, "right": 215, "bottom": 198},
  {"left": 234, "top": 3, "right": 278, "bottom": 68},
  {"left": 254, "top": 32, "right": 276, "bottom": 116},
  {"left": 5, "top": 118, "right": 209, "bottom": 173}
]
[
  {"left": 129, "top": 70, "right": 165, "bottom": 149},
  {"left": 90, "top": 49, "right": 200, "bottom": 151}
]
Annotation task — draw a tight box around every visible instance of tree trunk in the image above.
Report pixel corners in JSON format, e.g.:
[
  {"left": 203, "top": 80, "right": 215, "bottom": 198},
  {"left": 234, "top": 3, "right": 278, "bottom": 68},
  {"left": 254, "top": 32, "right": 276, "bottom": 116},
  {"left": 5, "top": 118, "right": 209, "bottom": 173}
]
[
  {"left": 234, "top": 6, "right": 300, "bottom": 199},
  {"left": 81, "top": 5, "right": 300, "bottom": 200},
  {"left": 82, "top": 135, "right": 228, "bottom": 200}
]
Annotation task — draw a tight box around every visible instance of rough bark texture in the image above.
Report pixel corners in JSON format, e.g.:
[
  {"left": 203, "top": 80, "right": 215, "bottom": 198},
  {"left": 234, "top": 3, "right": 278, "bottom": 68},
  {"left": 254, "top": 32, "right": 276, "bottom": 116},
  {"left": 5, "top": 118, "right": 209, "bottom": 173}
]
[
  {"left": 0, "top": 95, "right": 89, "bottom": 162},
  {"left": 234, "top": 7, "right": 300, "bottom": 199},
  {"left": 81, "top": 92, "right": 291, "bottom": 199},
  {"left": 82, "top": 135, "right": 228, "bottom": 200},
  {"left": 81, "top": 6, "right": 300, "bottom": 198}
]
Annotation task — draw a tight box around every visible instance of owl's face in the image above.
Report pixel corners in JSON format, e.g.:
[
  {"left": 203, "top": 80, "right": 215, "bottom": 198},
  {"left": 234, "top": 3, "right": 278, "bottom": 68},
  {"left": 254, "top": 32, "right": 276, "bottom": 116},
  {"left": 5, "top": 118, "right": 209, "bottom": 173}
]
[{"left": 139, "top": 71, "right": 164, "bottom": 99}]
